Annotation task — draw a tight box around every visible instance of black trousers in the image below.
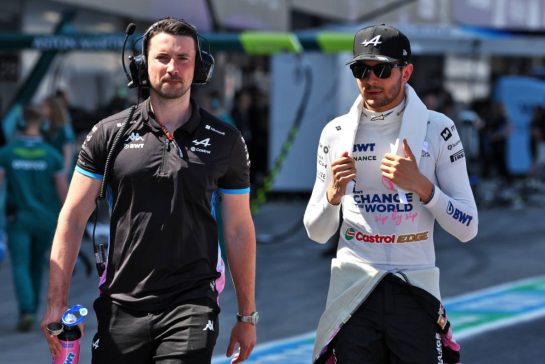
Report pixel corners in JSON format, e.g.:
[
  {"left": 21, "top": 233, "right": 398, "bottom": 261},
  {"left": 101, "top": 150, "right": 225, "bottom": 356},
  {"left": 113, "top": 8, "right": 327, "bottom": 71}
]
[
  {"left": 333, "top": 274, "right": 443, "bottom": 364},
  {"left": 91, "top": 296, "right": 219, "bottom": 364}
]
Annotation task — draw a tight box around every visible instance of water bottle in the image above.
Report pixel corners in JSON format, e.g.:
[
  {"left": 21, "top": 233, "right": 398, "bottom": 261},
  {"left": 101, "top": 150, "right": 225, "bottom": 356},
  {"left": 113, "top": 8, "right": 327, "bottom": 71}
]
[{"left": 47, "top": 304, "right": 88, "bottom": 364}]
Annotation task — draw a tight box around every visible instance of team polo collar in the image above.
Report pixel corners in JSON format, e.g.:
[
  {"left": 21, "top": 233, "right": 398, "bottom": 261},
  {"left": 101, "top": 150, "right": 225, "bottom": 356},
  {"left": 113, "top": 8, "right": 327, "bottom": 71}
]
[{"left": 142, "top": 97, "right": 202, "bottom": 135}]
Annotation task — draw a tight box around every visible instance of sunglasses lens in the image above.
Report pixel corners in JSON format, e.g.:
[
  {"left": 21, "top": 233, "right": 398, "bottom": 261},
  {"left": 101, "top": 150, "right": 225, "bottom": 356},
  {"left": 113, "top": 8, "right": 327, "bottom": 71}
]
[
  {"left": 374, "top": 64, "right": 392, "bottom": 79},
  {"left": 351, "top": 63, "right": 397, "bottom": 79},
  {"left": 350, "top": 64, "right": 367, "bottom": 79}
]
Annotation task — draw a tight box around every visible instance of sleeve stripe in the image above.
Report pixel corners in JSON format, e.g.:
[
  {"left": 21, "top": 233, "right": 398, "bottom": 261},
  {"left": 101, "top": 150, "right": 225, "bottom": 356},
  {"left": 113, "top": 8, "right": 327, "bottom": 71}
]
[
  {"left": 219, "top": 187, "right": 250, "bottom": 194},
  {"left": 75, "top": 165, "right": 104, "bottom": 180}
]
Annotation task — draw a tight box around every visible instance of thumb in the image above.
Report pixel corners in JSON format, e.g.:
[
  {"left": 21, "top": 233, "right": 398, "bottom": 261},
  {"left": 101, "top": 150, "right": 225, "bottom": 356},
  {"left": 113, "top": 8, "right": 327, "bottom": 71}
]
[
  {"left": 402, "top": 139, "right": 415, "bottom": 160},
  {"left": 340, "top": 150, "right": 349, "bottom": 157}
]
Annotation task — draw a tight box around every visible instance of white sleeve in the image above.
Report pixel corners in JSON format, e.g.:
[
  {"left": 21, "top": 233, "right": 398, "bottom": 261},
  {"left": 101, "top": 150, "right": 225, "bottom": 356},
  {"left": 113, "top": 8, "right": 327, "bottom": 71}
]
[
  {"left": 424, "top": 123, "right": 478, "bottom": 242},
  {"left": 303, "top": 129, "right": 342, "bottom": 244}
]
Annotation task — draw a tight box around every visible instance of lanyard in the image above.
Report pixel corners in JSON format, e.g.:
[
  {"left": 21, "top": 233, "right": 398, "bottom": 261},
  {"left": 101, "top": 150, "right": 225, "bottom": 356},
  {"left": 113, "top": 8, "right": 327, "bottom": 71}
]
[{"left": 154, "top": 118, "right": 174, "bottom": 142}]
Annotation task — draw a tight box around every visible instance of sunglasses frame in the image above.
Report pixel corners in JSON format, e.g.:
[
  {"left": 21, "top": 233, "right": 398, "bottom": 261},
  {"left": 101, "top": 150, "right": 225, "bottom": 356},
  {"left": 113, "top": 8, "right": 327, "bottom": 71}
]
[{"left": 350, "top": 62, "right": 405, "bottom": 80}]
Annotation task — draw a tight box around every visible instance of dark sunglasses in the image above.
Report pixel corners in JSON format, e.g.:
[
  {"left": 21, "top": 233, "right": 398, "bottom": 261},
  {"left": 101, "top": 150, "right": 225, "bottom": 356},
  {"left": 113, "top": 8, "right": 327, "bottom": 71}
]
[{"left": 350, "top": 62, "right": 404, "bottom": 79}]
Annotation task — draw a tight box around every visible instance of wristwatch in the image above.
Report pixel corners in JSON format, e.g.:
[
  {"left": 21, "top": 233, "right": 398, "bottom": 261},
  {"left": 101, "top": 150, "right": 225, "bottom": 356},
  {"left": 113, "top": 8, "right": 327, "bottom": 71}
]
[{"left": 236, "top": 311, "right": 259, "bottom": 325}]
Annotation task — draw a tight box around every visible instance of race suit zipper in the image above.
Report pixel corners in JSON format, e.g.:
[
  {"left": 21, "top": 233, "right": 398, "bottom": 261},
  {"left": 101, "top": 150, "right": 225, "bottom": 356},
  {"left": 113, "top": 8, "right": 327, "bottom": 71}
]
[{"left": 160, "top": 139, "right": 170, "bottom": 175}]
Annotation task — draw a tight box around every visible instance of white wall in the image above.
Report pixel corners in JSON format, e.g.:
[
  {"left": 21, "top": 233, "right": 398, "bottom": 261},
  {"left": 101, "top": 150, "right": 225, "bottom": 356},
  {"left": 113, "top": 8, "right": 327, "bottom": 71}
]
[{"left": 269, "top": 52, "right": 358, "bottom": 192}]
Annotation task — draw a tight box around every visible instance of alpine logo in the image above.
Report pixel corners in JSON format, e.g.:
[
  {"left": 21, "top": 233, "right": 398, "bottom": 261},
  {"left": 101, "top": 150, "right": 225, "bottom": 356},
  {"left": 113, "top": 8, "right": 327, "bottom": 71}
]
[
  {"left": 192, "top": 138, "right": 212, "bottom": 147},
  {"left": 370, "top": 111, "right": 393, "bottom": 121},
  {"left": 362, "top": 35, "right": 382, "bottom": 47},
  {"left": 440, "top": 127, "right": 452, "bottom": 141}
]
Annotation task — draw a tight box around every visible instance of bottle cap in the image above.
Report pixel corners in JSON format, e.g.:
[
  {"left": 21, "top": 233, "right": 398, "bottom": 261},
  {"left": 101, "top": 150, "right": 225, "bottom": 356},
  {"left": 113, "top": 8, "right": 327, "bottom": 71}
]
[
  {"left": 46, "top": 322, "right": 64, "bottom": 336},
  {"left": 61, "top": 304, "right": 88, "bottom": 327}
]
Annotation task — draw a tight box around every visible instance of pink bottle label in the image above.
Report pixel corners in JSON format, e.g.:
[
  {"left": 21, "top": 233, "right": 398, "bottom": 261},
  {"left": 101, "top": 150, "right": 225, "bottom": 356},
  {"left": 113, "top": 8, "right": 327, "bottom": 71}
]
[{"left": 52, "top": 340, "right": 80, "bottom": 364}]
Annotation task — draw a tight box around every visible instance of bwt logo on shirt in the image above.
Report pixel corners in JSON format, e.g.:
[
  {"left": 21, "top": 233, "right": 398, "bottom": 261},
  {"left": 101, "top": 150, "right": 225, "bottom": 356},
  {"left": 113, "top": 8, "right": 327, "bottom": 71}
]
[
  {"left": 446, "top": 201, "right": 473, "bottom": 226},
  {"left": 124, "top": 132, "right": 145, "bottom": 149}
]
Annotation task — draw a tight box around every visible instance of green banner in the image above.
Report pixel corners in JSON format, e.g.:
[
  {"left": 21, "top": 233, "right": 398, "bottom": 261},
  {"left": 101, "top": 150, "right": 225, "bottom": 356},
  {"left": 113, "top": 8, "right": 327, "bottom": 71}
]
[{"left": 240, "top": 32, "right": 303, "bottom": 54}]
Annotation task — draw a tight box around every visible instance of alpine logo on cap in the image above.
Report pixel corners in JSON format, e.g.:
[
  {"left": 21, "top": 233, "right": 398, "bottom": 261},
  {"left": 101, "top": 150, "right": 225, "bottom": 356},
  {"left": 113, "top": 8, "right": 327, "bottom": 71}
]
[{"left": 362, "top": 35, "right": 382, "bottom": 47}]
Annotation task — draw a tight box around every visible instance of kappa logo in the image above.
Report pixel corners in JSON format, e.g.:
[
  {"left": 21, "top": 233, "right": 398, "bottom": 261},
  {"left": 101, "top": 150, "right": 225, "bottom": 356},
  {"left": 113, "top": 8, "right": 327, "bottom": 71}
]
[
  {"left": 203, "top": 320, "right": 215, "bottom": 331},
  {"left": 124, "top": 132, "right": 145, "bottom": 149},
  {"left": 362, "top": 35, "right": 382, "bottom": 47},
  {"left": 125, "top": 132, "right": 144, "bottom": 142}
]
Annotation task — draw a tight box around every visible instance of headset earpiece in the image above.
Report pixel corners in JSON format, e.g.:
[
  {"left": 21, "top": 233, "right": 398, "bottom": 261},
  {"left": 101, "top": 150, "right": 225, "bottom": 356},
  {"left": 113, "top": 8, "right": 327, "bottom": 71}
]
[
  {"left": 193, "top": 49, "right": 214, "bottom": 85},
  {"left": 128, "top": 53, "right": 148, "bottom": 88}
]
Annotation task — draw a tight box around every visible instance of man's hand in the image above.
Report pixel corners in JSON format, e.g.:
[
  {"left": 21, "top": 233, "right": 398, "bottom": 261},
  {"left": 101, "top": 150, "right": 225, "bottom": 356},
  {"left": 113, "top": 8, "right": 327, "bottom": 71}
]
[
  {"left": 327, "top": 151, "right": 357, "bottom": 205},
  {"left": 380, "top": 139, "right": 433, "bottom": 201},
  {"left": 41, "top": 304, "right": 67, "bottom": 358},
  {"left": 226, "top": 321, "right": 256, "bottom": 363}
]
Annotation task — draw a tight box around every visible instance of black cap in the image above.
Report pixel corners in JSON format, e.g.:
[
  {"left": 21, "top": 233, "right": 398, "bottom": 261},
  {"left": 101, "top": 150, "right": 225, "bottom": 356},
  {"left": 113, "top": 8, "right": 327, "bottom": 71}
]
[{"left": 346, "top": 24, "right": 411, "bottom": 65}]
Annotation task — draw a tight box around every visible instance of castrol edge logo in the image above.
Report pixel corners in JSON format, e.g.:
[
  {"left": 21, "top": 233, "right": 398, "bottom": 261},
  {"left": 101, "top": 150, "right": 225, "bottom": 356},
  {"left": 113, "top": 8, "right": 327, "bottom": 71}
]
[{"left": 344, "top": 228, "right": 429, "bottom": 243}]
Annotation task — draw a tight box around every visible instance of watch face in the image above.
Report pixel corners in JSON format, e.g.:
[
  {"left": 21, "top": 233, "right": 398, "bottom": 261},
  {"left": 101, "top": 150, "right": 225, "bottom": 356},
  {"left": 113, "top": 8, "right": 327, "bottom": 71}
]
[{"left": 238, "top": 312, "right": 259, "bottom": 325}]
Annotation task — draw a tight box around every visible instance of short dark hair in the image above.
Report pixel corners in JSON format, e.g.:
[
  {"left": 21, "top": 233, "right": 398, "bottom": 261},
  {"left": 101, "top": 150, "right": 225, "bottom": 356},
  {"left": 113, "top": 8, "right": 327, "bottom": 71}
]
[
  {"left": 143, "top": 18, "right": 198, "bottom": 58},
  {"left": 23, "top": 105, "right": 42, "bottom": 127}
]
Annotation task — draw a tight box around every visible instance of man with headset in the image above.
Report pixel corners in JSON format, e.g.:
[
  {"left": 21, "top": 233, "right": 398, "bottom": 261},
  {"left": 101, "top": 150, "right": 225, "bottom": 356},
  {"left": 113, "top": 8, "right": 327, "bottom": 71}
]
[
  {"left": 304, "top": 24, "right": 478, "bottom": 363},
  {"left": 41, "top": 18, "right": 257, "bottom": 363},
  {"left": 0, "top": 105, "right": 67, "bottom": 331}
]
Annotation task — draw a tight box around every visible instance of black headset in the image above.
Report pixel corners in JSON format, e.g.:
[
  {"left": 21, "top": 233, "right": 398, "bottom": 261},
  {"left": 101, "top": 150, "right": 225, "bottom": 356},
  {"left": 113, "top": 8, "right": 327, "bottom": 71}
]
[{"left": 127, "top": 18, "right": 214, "bottom": 88}]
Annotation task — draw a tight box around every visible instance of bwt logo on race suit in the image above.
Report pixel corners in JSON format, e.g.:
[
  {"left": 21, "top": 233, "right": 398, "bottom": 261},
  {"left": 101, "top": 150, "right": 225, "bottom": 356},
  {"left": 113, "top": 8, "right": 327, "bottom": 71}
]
[
  {"left": 344, "top": 228, "right": 429, "bottom": 243},
  {"left": 353, "top": 143, "right": 376, "bottom": 153},
  {"left": 353, "top": 192, "right": 414, "bottom": 212},
  {"left": 353, "top": 143, "right": 377, "bottom": 161},
  {"left": 446, "top": 201, "right": 473, "bottom": 226}
]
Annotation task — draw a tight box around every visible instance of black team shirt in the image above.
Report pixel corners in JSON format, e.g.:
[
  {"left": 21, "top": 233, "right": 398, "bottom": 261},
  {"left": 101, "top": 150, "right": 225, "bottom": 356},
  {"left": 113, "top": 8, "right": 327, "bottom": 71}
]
[{"left": 76, "top": 98, "right": 250, "bottom": 311}]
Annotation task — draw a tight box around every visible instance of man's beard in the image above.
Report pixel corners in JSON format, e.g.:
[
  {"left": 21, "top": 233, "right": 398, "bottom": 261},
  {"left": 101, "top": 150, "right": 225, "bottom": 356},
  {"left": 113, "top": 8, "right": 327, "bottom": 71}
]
[
  {"left": 363, "top": 77, "right": 403, "bottom": 110},
  {"left": 151, "top": 79, "right": 191, "bottom": 100}
]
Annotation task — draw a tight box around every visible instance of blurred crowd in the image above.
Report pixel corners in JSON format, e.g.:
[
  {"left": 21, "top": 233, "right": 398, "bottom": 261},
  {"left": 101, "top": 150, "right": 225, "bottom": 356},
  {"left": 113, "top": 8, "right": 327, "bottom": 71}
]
[{"left": 422, "top": 86, "right": 545, "bottom": 210}]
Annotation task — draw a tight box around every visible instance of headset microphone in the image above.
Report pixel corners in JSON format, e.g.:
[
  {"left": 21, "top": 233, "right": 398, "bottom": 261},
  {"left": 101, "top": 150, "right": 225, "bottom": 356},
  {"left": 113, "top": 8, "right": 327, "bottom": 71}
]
[{"left": 122, "top": 23, "right": 136, "bottom": 88}]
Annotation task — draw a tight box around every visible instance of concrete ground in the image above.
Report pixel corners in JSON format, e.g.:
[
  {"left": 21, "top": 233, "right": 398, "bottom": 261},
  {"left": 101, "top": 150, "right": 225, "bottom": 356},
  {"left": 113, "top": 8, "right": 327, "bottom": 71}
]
[{"left": 1, "top": 196, "right": 545, "bottom": 363}]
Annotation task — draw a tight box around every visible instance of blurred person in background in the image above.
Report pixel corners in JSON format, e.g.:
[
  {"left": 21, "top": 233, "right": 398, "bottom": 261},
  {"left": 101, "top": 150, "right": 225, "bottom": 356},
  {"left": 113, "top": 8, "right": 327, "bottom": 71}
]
[
  {"left": 304, "top": 24, "right": 478, "bottom": 363},
  {"left": 483, "top": 101, "right": 512, "bottom": 183},
  {"left": 206, "top": 89, "right": 235, "bottom": 126},
  {"left": 41, "top": 17, "right": 256, "bottom": 364},
  {"left": 0, "top": 104, "right": 67, "bottom": 331},
  {"left": 529, "top": 105, "right": 545, "bottom": 177},
  {"left": 42, "top": 95, "right": 77, "bottom": 178},
  {"left": 231, "top": 88, "right": 253, "bottom": 149}
]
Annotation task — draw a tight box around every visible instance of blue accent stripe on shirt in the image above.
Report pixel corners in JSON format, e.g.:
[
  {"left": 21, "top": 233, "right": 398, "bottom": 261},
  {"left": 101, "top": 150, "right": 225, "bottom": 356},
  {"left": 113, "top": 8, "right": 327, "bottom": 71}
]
[
  {"left": 219, "top": 187, "right": 250, "bottom": 194},
  {"left": 75, "top": 165, "right": 104, "bottom": 180},
  {"left": 211, "top": 190, "right": 217, "bottom": 219}
]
